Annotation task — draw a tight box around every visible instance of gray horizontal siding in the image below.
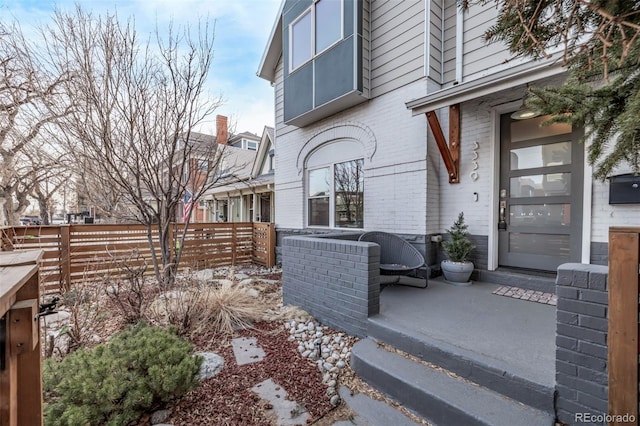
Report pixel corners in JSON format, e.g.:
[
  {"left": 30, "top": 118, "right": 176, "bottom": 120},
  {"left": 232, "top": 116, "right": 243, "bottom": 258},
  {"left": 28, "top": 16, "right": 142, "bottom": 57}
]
[
  {"left": 442, "top": 0, "right": 457, "bottom": 84},
  {"left": 428, "top": 0, "right": 443, "bottom": 82},
  {"left": 370, "top": 0, "right": 424, "bottom": 98},
  {"left": 274, "top": 58, "right": 299, "bottom": 139},
  {"left": 361, "top": 0, "right": 371, "bottom": 97},
  {"left": 462, "top": 3, "right": 511, "bottom": 79}
]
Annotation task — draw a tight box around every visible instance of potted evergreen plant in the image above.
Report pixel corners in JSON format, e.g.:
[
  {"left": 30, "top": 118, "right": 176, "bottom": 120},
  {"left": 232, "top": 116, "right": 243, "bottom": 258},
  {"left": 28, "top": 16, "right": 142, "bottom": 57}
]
[{"left": 441, "top": 212, "right": 475, "bottom": 285}]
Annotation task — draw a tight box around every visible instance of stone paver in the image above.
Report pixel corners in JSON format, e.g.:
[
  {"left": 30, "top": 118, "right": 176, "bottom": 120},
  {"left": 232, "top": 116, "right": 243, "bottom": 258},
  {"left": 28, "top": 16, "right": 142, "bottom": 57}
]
[
  {"left": 231, "top": 336, "right": 266, "bottom": 365},
  {"left": 251, "top": 378, "right": 310, "bottom": 425}
]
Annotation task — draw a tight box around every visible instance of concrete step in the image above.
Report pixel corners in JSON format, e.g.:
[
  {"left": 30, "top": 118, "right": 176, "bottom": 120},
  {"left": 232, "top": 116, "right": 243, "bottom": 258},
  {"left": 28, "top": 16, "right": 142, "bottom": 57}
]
[
  {"left": 477, "top": 269, "right": 556, "bottom": 293},
  {"left": 367, "top": 316, "right": 555, "bottom": 414},
  {"left": 333, "top": 386, "right": 421, "bottom": 426},
  {"left": 351, "top": 339, "right": 555, "bottom": 426}
]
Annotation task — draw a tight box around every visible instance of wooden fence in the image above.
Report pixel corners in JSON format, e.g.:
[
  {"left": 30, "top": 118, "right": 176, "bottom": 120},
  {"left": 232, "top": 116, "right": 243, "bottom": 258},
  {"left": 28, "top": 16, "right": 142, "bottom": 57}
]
[
  {"left": 0, "top": 222, "right": 275, "bottom": 294},
  {"left": 0, "top": 250, "right": 43, "bottom": 426},
  {"left": 608, "top": 227, "right": 639, "bottom": 424}
]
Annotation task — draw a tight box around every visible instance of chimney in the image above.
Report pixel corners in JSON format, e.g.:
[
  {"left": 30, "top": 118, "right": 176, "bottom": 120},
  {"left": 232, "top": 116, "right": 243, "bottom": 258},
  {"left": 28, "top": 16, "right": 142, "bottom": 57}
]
[{"left": 216, "top": 115, "right": 228, "bottom": 145}]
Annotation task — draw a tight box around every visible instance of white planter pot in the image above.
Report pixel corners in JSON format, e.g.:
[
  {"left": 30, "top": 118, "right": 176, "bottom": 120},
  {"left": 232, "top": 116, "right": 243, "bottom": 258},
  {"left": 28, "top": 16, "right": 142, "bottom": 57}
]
[{"left": 441, "top": 260, "right": 474, "bottom": 286}]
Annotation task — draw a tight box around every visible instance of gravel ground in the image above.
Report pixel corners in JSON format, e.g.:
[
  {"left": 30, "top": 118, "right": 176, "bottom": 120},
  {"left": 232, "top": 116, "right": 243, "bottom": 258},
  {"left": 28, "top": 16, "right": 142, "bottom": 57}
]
[
  {"left": 44, "top": 264, "right": 427, "bottom": 425},
  {"left": 169, "top": 321, "right": 337, "bottom": 425}
]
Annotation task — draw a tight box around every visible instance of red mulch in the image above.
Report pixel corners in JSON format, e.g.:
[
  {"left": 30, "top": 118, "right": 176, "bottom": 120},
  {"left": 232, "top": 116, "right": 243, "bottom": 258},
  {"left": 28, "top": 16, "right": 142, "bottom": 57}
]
[
  {"left": 170, "top": 321, "right": 334, "bottom": 425},
  {"left": 258, "top": 272, "right": 282, "bottom": 281}
]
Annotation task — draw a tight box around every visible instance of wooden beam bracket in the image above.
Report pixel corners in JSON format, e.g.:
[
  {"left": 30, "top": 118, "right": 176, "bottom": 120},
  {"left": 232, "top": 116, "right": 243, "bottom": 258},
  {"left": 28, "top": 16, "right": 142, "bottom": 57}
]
[
  {"left": 426, "top": 104, "right": 460, "bottom": 184},
  {"left": 8, "top": 300, "right": 38, "bottom": 355}
]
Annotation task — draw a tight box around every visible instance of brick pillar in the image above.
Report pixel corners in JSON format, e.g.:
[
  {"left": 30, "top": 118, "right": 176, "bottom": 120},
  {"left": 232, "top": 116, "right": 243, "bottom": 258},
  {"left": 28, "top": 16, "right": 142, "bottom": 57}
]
[{"left": 555, "top": 263, "right": 609, "bottom": 426}]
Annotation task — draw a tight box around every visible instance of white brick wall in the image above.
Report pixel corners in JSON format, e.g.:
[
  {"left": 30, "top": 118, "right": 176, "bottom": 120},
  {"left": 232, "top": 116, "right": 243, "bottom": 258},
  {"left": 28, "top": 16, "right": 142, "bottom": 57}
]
[
  {"left": 427, "top": 97, "right": 495, "bottom": 236},
  {"left": 591, "top": 167, "right": 640, "bottom": 242},
  {"left": 275, "top": 82, "right": 429, "bottom": 235},
  {"left": 437, "top": 84, "right": 640, "bottom": 248},
  {"left": 271, "top": 41, "right": 640, "bottom": 256}
]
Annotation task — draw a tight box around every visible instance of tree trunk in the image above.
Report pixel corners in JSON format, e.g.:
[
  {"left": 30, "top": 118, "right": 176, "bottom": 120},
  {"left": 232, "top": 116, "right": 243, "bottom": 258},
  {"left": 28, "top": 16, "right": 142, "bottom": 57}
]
[
  {"left": 38, "top": 197, "right": 50, "bottom": 225},
  {"left": 0, "top": 191, "right": 19, "bottom": 226}
]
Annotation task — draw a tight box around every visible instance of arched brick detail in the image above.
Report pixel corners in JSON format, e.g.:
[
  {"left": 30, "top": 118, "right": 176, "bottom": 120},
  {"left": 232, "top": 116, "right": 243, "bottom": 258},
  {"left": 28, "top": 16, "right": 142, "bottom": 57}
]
[{"left": 296, "top": 121, "right": 377, "bottom": 175}]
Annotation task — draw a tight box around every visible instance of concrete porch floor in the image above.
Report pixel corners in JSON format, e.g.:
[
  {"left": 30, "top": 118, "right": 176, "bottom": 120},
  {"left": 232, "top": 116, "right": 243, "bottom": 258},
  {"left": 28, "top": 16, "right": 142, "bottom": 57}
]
[{"left": 374, "top": 276, "right": 556, "bottom": 389}]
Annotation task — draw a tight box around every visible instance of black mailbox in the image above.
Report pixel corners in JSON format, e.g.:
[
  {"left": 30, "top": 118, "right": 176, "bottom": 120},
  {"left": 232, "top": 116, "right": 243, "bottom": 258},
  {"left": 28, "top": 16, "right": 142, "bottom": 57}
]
[{"left": 609, "top": 173, "right": 640, "bottom": 204}]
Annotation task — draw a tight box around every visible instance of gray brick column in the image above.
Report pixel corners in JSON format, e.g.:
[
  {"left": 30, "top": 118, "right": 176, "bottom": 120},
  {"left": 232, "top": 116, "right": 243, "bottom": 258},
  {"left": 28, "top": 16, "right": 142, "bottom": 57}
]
[
  {"left": 282, "top": 236, "right": 380, "bottom": 337},
  {"left": 555, "top": 263, "right": 609, "bottom": 426}
]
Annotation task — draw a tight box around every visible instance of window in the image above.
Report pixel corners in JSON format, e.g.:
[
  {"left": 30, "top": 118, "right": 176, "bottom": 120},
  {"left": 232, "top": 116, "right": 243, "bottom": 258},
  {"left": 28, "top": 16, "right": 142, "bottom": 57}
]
[
  {"left": 268, "top": 149, "right": 275, "bottom": 172},
  {"left": 247, "top": 140, "right": 258, "bottom": 151},
  {"left": 315, "top": 0, "right": 341, "bottom": 53},
  {"left": 307, "top": 158, "right": 363, "bottom": 228},
  {"left": 308, "top": 167, "right": 330, "bottom": 226},
  {"left": 291, "top": 10, "right": 312, "bottom": 70},
  {"left": 289, "top": 0, "right": 343, "bottom": 72}
]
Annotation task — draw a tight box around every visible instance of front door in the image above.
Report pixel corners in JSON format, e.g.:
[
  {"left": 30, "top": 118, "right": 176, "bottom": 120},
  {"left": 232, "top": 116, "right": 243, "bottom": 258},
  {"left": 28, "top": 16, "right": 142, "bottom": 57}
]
[{"left": 498, "top": 114, "right": 584, "bottom": 271}]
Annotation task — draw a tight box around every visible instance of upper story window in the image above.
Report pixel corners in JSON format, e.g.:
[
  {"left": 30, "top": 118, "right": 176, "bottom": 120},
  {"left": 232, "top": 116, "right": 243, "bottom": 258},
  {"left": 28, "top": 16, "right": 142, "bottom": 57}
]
[
  {"left": 291, "top": 10, "right": 312, "bottom": 70},
  {"left": 232, "top": 138, "right": 259, "bottom": 150},
  {"left": 268, "top": 149, "right": 275, "bottom": 172},
  {"left": 289, "top": 0, "right": 343, "bottom": 72}
]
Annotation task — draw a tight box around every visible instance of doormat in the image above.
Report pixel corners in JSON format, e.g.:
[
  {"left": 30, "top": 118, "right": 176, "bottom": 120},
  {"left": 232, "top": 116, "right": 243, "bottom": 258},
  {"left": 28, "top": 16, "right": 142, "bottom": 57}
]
[{"left": 492, "top": 286, "right": 557, "bottom": 306}]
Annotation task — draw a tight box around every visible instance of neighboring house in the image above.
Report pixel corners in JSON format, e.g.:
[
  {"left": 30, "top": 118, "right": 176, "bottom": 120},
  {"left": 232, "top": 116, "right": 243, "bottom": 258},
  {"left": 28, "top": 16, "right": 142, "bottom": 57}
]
[
  {"left": 178, "top": 130, "right": 219, "bottom": 224},
  {"left": 178, "top": 114, "right": 249, "bottom": 223},
  {"left": 258, "top": 0, "right": 635, "bottom": 275},
  {"left": 202, "top": 126, "right": 275, "bottom": 223},
  {"left": 229, "top": 131, "right": 261, "bottom": 151}
]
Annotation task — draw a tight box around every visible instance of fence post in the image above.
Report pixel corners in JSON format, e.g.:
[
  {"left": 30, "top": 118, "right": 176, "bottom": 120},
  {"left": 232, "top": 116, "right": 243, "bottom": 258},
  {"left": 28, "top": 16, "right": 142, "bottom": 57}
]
[
  {"left": 608, "top": 227, "right": 639, "bottom": 424},
  {"left": 60, "top": 226, "right": 71, "bottom": 291},
  {"left": 0, "top": 250, "right": 44, "bottom": 426},
  {"left": 267, "top": 223, "right": 275, "bottom": 268},
  {"left": 231, "top": 223, "right": 237, "bottom": 265},
  {"left": 0, "top": 227, "right": 15, "bottom": 251}
]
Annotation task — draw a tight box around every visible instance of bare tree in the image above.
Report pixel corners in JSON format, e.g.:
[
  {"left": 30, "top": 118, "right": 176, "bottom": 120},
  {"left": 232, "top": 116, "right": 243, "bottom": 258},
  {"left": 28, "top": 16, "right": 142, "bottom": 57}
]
[
  {"left": 72, "top": 156, "right": 133, "bottom": 223},
  {"left": 0, "top": 21, "right": 71, "bottom": 225},
  {"left": 23, "top": 142, "right": 72, "bottom": 224},
  {"left": 45, "top": 7, "right": 232, "bottom": 288}
]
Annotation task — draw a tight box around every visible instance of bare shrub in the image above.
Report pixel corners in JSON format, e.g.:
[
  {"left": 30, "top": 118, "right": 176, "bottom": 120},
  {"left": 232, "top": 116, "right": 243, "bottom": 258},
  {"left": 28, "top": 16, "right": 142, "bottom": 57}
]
[
  {"left": 147, "top": 277, "right": 200, "bottom": 335},
  {"left": 102, "top": 250, "right": 156, "bottom": 323},
  {"left": 57, "top": 280, "right": 104, "bottom": 354}
]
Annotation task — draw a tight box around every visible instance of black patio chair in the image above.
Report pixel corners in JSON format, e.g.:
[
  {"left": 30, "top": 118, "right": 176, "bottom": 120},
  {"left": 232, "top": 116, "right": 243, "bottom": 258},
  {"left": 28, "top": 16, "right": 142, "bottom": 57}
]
[{"left": 358, "top": 231, "right": 428, "bottom": 288}]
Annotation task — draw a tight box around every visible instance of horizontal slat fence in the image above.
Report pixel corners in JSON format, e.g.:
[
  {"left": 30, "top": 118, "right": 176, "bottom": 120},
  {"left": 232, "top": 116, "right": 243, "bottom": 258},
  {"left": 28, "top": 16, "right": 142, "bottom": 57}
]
[{"left": 1, "top": 222, "right": 275, "bottom": 294}]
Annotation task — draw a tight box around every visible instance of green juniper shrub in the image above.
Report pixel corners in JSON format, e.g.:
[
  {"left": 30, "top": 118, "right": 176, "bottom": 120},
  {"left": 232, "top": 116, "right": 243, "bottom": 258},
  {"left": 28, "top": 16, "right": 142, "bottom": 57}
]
[
  {"left": 442, "top": 212, "right": 475, "bottom": 263},
  {"left": 43, "top": 322, "right": 202, "bottom": 426}
]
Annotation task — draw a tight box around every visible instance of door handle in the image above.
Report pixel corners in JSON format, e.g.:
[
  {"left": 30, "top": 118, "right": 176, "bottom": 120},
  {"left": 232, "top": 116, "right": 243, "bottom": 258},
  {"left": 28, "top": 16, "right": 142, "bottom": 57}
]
[{"left": 498, "top": 201, "right": 507, "bottom": 230}]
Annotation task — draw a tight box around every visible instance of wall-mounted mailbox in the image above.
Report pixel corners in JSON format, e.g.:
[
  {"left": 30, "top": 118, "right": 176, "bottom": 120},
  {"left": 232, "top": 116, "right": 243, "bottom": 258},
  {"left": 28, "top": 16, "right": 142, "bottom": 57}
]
[{"left": 609, "top": 173, "right": 640, "bottom": 204}]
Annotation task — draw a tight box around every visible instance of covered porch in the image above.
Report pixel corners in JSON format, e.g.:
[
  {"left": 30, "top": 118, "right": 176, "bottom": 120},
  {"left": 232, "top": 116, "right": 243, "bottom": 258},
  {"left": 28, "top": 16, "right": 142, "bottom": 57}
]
[
  {"left": 372, "top": 276, "right": 556, "bottom": 395},
  {"left": 282, "top": 233, "right": 614, "bottom": 425},
  {"left": 352, "top": 276, "right": 558, "bottom": 425}
]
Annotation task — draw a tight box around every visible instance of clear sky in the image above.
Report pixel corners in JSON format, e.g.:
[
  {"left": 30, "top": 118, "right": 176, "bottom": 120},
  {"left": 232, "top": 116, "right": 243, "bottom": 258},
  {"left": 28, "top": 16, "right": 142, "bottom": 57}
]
[{"left": 0, "top": 0, "right": 281, "bottom": 136}]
